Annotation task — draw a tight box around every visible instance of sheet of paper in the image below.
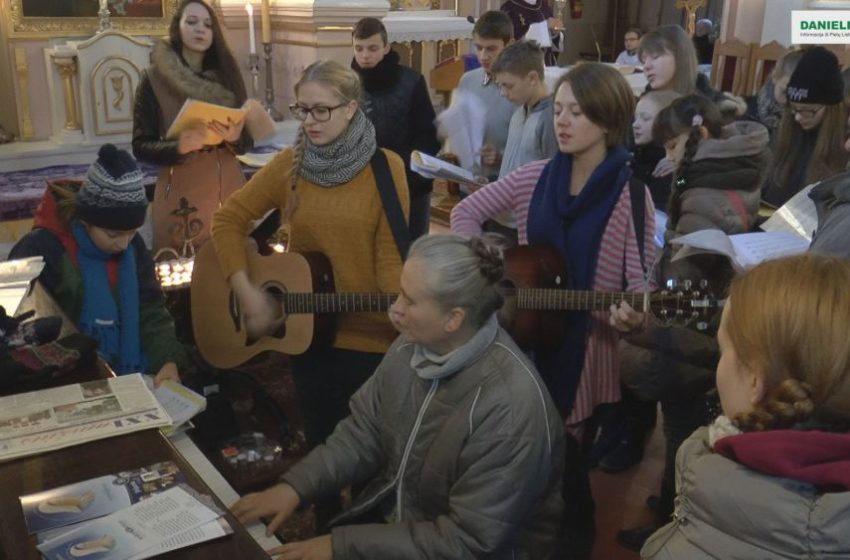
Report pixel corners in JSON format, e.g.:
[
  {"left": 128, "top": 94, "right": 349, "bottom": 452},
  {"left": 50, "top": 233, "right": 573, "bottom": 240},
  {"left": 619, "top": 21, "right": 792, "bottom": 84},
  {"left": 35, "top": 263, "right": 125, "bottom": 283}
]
[
  {"left": 411, "top": 151, "right": 475, "bottom": 184},
  {"left": 525, "top": 21, "right": 552, "bottom": 48},
  {"left": 0, "top": 256, "right": 44, "bottom": 315},
  {"left": 760, "top": 183, "right": 818, "bottom": 241},
  {"left": 37, "top": 486, "right": 220, "bottom": 560},
  {"left": 670, "top": 229, "right": 737, "bottom": 263},
  {"left": 728, "top": 231, "right": 810, "bottom": 269},
  {"left": 435, "top": 91, "right": 485, "bottom": 172},
  {"left": 147, "top": 380, "right": 206, "bottom": 429}
]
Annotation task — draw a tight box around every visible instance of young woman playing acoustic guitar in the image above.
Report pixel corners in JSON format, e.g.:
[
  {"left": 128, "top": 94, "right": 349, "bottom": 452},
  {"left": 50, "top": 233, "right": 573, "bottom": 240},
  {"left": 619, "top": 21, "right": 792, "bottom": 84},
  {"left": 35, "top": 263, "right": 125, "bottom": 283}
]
[{"left": 211, "top": 61, "right": 409, "bottom": 512}]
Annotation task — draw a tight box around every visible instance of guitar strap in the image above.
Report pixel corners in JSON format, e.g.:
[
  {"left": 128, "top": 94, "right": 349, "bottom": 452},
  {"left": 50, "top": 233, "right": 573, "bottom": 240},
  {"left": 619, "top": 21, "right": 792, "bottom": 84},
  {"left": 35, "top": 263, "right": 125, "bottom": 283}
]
[
  {"left": 371, "top": 149, "right": 411, "bottom": 261},
  {"left": 628, "top": 176, "right": 647, "bottom": 273}
]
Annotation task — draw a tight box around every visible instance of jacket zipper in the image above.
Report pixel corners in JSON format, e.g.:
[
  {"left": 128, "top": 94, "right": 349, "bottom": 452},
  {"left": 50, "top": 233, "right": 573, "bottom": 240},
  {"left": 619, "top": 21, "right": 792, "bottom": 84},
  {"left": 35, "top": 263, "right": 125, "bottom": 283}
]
[
  {"left": 396, "top": 379, "right": 439, "bottom": 521},
  {"left": 335, "top": 379, "right": 440, "bottom": 522}
]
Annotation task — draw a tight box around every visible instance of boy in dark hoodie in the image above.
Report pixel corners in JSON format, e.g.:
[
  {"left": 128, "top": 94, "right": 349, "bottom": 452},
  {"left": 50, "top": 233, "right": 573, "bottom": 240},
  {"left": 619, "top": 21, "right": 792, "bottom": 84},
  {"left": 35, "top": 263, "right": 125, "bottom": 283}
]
[
  {"left": 350, "top": 17, "right": 440, "bottom": 240},
  {"left": 9, "top": 144, "right": 187, "bottom": 386}
]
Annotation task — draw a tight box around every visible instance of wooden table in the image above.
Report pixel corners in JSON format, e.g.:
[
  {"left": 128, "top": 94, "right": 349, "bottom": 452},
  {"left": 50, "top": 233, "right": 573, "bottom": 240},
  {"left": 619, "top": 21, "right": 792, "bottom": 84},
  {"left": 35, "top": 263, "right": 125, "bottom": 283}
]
[{"left": 0, "top": 284, "right": 272, "bottom": 559}]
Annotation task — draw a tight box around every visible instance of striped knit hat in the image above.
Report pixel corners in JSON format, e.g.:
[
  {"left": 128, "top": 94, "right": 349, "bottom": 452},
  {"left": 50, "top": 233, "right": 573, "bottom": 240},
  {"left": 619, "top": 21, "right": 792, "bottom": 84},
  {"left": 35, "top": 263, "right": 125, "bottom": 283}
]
[{"left": 77, "top": 144, "right": 147, "bottom": 230}]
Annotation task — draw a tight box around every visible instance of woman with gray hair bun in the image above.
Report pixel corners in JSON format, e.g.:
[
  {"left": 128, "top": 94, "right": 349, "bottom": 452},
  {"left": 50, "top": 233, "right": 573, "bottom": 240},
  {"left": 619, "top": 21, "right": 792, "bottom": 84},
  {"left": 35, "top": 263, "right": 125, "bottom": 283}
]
[{"left": 232, "top": 233, "right": 565, "bottom": 560}]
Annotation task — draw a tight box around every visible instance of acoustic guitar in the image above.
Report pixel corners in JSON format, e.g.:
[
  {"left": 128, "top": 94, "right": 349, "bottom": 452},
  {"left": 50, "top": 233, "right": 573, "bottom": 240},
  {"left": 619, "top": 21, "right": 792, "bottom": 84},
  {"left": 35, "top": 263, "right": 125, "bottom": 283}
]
[{"left": 191, "top": 243, "right": 720, "bottom": 368}]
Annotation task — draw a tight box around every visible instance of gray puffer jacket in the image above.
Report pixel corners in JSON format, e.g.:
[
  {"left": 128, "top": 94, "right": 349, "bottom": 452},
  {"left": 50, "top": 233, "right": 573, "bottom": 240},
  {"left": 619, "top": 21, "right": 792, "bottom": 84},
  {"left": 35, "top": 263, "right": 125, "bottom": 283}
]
[
  {"left": 283, "top": 325, "right": 565, "bottom": 560},
  {"left": 810, "top": 169, "right": 850, "bottom": 260},
  {"left": 642, "top": 427, "right": 850, "bottom": 559},
  {"left": 665, "top": 120, "right": 770, "bottom": 242}
]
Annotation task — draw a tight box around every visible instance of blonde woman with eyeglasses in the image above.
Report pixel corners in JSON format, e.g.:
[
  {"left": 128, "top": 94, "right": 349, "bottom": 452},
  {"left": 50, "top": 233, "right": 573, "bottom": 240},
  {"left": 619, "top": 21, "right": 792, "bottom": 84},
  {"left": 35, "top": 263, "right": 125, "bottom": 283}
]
[{"left": 212, "top": 62, "right": 409, "bottom": 523}]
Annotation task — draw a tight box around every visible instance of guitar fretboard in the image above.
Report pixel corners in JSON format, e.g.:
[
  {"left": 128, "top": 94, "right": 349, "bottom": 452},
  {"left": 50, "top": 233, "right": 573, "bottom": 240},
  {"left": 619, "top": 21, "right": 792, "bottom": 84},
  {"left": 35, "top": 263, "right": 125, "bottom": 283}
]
[
  {"left": 513, "top": 289, "right": 649, "bottom": 311},
  {"left": 282, "top": 293, "right": 397, "bottom": 314},
  {"left": 279, "top": 289, "right": 654, "bottom": 314}
]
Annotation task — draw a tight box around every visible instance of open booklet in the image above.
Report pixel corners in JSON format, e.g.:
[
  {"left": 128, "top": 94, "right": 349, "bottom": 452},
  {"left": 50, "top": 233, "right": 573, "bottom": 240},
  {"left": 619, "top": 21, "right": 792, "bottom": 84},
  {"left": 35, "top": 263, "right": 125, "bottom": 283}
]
[
  {"left": 166, "top": 98, "right": 275, "bottom": 146},
  {"left": 411, "top": 150, "right": 476, "bottom": 185},
  {"left": 35, "top": 485, "right": 229, "bottom": 560},
  {"left": 671, "top": 229, "right": 810, "bottom": 271}
]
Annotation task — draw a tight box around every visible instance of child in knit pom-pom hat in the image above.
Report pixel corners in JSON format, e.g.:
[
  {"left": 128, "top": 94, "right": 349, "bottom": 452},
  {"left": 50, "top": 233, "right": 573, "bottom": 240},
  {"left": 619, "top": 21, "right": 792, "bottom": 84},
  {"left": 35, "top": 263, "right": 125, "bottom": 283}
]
[
  {"left": 9, "top": 144, "right": 187, "bottom": 387},
  {"left": 763, "top": 46, "right": 849, "bottom": 207}
]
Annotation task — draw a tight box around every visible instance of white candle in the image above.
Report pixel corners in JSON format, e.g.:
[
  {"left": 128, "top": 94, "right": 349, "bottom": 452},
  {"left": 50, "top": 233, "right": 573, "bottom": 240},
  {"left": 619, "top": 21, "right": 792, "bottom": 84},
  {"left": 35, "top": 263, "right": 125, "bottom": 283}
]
[{"left": 246, "top": 2, "right": 256, "bottom": 55}]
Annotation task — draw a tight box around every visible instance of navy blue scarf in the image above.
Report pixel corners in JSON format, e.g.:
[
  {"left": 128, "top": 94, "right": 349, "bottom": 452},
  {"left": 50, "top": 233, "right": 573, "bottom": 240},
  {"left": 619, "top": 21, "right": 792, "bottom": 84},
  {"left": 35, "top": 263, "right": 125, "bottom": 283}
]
[
  {"left": 527, "top": 146, "right": 632, "bottom": 416},
  {"left": 72, "top": 222, "right": 146, "bottom": 374}
]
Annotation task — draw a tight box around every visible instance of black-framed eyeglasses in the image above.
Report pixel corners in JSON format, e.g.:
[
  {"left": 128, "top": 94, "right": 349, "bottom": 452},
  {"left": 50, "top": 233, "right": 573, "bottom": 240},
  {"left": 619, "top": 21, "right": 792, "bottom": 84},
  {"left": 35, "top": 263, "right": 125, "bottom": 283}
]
[
  {"left": 288, "top": 103, "right": 347, "bottom": 122},
  {"left": 790, "top": 105, "right": 825, "bottom": 119}
]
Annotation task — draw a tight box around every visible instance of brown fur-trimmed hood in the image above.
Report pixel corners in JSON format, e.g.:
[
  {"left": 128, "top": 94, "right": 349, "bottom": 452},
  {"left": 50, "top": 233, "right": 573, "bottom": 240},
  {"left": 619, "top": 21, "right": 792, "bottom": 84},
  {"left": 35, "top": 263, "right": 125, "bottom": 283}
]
[{"left": 149, "top": 40, "right": 237, "bottom": 107}]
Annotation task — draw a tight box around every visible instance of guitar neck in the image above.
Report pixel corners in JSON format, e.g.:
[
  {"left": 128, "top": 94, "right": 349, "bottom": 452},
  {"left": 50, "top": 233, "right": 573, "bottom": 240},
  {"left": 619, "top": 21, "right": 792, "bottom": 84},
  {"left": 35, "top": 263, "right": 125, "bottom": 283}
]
[
  {"left": 283, "top": 293, "right": 397, "bottom": 314},
  {"left": 516, "top": 288, "right": 647, "bottom": 312}
]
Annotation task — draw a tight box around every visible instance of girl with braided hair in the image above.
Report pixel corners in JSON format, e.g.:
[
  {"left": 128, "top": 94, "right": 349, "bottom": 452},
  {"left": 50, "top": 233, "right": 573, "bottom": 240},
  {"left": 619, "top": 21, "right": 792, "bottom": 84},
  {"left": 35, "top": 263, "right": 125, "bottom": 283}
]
[
  {"left": 642, "top": 253, "right": 850, "bottom": 559},
  {"left": 615, "top": 93, "right": 770, "bottom": 551},
  {"left": 212, "top": 60, "right": 409, "bottom": 477},
  {"left": 232, "top": 233, "right": 564, "bottom": 560},
  {"left": 653, "top": 94, "right": 770, "bottom": 250}
]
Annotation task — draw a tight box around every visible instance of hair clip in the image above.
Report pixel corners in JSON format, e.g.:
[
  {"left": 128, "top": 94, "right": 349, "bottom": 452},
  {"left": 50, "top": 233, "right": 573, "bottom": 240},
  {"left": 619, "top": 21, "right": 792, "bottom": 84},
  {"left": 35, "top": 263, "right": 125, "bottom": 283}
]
[{"left": 692, "top": 114, "right": 704, "bottom": 127}]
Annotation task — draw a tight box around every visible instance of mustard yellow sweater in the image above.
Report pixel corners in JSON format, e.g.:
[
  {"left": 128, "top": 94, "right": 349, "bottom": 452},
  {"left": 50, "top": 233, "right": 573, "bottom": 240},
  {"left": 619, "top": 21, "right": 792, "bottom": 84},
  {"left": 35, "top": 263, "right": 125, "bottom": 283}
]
[{"left": 212, "top": 148, "right": 410, "bottom": 354}]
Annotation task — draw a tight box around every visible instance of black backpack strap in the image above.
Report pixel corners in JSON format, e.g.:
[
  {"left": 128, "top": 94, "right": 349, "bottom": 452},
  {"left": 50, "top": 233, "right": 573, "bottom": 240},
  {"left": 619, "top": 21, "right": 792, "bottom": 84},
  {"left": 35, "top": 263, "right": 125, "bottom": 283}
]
[
  {"left": 371, "top": 149, "right": 411, "bottom": 261},
  {"left": 628, "top": 176, "right": 647, "bottom": 272}
]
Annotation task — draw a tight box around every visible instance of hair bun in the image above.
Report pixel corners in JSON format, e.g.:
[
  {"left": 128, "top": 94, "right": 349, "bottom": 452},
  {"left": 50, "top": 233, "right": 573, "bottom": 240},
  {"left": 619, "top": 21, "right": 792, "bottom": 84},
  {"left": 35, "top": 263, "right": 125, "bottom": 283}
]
[{"left": 469, "top": 237, "right": 504, "bottom": 284}]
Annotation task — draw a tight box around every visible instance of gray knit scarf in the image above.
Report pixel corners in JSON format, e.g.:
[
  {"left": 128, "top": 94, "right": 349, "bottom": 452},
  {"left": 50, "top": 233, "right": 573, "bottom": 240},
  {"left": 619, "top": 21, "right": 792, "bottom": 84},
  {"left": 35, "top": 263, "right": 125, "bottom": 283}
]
[
  {"left": 410, "top": 314, "right": 499, "bottom": 380},
  {"left": 300, "top": 110, "right": 377, "bottom": 187}
]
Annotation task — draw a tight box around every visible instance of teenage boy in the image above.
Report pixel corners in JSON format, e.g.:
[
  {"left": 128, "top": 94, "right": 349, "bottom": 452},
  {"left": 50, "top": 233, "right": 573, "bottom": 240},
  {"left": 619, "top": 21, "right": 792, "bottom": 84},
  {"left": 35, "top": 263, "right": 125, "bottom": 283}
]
[
  {"left": 472, "top": 39, "right": 557, "bottom": 241},
  {"left": 351, "top": 17, "right": 440, "bottom": 240},
  {"left": 491, "top": 40, "right": 557, "bottom": 178},
  {"left": 615, "top": 28, "right": 642, "bottom": 66},
  {"left": 456, "top": 11, "right": 516, "bottom": 181}
]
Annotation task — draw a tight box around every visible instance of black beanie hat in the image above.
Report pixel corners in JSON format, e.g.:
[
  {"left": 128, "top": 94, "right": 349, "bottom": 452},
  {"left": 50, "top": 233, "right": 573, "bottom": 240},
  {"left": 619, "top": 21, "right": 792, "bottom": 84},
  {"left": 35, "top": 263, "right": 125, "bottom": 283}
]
[
  {"left": 77, "top": 144, "right": 148, "bottom": 231},
  {"left": 786, "top": 47, "right": 843, "bottom": 105}
]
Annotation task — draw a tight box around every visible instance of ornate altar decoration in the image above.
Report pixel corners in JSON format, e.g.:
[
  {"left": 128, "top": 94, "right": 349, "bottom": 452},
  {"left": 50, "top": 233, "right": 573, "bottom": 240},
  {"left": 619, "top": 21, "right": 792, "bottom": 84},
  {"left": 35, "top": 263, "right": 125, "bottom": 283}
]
[
  {"left": 7, "top": 0, "right": 176, "bottom": 38},
  {"left": 44, "top": 30, "right": 152, "bottom": 145},
  {"left": 676, "top": 0, "right": 706, "bottom": 37}
]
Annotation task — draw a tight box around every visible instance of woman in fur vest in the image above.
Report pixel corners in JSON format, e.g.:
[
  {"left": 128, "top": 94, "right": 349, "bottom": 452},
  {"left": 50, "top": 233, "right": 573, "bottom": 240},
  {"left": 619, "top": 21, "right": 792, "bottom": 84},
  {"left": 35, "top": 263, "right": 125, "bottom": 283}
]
[{"left": 132, "top": 0, "right": 252, "bottom": 254}]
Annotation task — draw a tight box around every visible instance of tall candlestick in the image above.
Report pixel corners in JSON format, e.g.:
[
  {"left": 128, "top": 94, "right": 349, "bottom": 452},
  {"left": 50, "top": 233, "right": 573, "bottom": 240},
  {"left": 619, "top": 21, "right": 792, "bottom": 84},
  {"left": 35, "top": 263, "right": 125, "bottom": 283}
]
[
  {"left": 246, "top": 2, "right": 256, "bottom": 55},
  {"left": 261, "top": 0, "right": 271, "bottom": 44}
]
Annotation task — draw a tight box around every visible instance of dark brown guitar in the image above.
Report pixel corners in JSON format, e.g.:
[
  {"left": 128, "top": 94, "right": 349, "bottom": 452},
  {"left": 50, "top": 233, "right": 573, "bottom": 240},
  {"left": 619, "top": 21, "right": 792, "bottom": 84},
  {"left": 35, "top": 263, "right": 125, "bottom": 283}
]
[{"left": 191, "top": 243, "right": 719, "bottom": 368}]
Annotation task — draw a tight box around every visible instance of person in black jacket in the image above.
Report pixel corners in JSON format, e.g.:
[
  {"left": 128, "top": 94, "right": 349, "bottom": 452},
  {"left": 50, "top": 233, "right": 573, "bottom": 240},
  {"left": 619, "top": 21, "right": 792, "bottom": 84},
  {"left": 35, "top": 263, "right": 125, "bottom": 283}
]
[{"left": 351, "top": 17, "right": 440, "bottom": 240}]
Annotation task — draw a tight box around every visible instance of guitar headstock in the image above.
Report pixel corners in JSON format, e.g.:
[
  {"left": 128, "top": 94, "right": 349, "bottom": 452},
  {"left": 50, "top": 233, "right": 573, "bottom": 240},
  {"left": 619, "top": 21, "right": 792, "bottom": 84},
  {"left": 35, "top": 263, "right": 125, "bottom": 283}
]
[{"left": 648, "top": 279, "right": 725, "bottom": 331}]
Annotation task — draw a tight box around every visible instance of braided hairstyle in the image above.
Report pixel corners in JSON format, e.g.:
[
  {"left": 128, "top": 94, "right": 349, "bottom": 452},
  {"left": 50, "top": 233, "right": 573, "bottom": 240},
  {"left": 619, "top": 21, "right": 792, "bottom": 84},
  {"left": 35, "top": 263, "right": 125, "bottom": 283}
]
[
  {"left": 651, "top": 94, "right": 723, "bottom": 225},
  {"left": 407, "top": 234, "right": 505, "bottom": 330},
  {"left": 283, "top": 60, "right": 362, "bottom": 227},
  {"left": 724, "top": 254, "right": 850, "bottom": 432}
]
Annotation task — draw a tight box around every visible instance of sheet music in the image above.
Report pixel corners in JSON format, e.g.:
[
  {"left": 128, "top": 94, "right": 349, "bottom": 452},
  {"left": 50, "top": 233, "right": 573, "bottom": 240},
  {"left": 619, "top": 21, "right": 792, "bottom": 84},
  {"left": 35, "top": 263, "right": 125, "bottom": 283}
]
[
  {"left": 672, "top": 229, "right": 809, "bottom": 270},
  {"left": 729, "top": 231, "right": 810, "bottom": 269},
  {"left": 760, "top": 183, "right": 818, "bottom": 241},
  {"left": 435, "top": 91, "right": 485, "bottom": 172},
  {"left": 525, "top": 21, "right": 552, "bottom": 48},
  {"left": 410, "top": 151, "right": 476, "bottom": 184}
]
